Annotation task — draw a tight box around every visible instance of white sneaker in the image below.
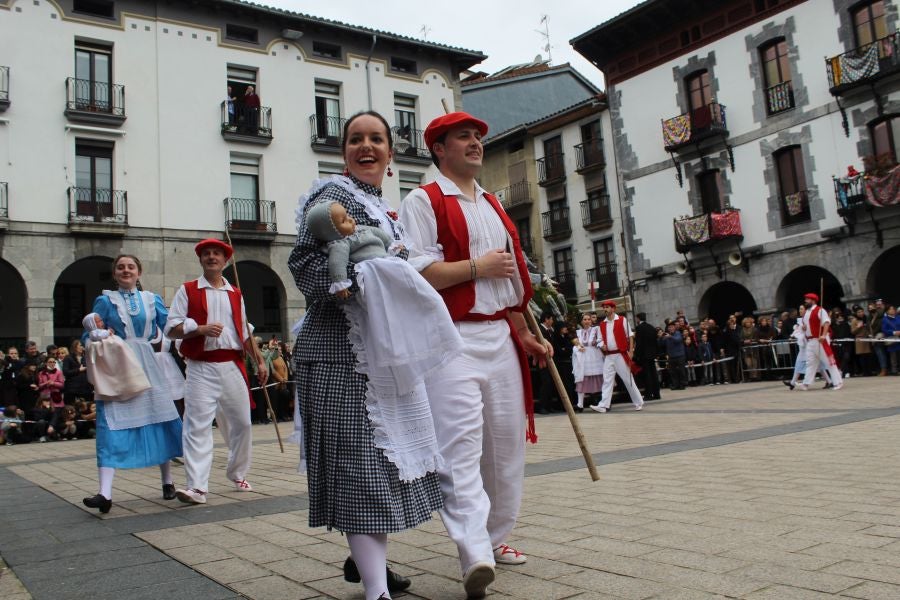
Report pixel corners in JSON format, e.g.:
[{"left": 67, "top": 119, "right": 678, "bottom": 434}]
[
  {"left": 493, "top": 543, "right": 527, "bottom": 565},
  {"left": 175, "top": 488, "right": 207, "bottom": 504},
  {"left": 635, "top": 404, "right": 643, "bottom": 411},
  {"left": 831, "top": 384, "right": 843, "bottom": 391},
  {"left": 589, "top": 405, "right": 607, "bottom": 413},
  {"left": 233, "top": 479, "right": 253, "bottom": 492},
  {"left": 463, "top": 561, "right": 495, "bottom": 598}
]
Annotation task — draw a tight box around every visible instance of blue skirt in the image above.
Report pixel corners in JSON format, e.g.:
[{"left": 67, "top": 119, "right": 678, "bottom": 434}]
[{"left": 95, "top": 401, "right": 183, "bottom": 469}]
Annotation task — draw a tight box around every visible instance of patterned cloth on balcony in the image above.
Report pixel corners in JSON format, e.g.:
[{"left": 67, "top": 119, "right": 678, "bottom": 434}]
[
  {"left": 865, "top": 164, "right": 900, "bottom": 207},
  {"left": 767, "top": 82, "right": 792, "bottom": 114},
  {"left": 663, "top": 114, "right": 691, "bottom": 147},
  {"left": 710, "top": 210, "right": 742, "bottom": 238},
  {"left": 838, "top": 43, "right": 880, "bottom": 85},
  {"left": 784, "top": 193, "right": 804, "bottom": 216},
  {"left": 674, "top": 214, "right": 710, "bottom": 253}
]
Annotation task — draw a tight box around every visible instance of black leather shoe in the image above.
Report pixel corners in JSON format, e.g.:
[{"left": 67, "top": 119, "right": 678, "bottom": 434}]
[
  {"left": 782, "top": 380, "right": 795, "bottom": 390},
  {"left": 343, "top": 556, "right": 411, "bottom": 593},
  {"left": 162, "top": 484, "right": 177, "bottom": 500},
  {"left": 83, "top": 494, "right": 112, "bottom": 514}
]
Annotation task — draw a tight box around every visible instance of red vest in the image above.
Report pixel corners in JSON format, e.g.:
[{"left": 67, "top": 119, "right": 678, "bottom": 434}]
[
  {"left": 422, "top": 182, "right": 532, "bottom": 320},
  {"left": 179, "top": 279, "right": 254, "bottom": 407},
  {"left": 807, "top": 305, "right": 836, "bottom": 364},
  {"left": 599, "top": 316, "right": 640, "bottom": 373},
  {"left": 421, "top": 182, "right": 536, "bottom": 443}
]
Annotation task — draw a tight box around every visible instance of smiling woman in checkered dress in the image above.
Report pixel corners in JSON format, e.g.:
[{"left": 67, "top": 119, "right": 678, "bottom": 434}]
[{"left": 288, "top": 111, "right": 441, "bottom": 600}]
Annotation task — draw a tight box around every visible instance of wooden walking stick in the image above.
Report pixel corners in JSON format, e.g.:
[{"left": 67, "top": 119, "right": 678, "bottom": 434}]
[
  {"left": 524, "top": 309, "right": 600, "bottom": 482},
  {"left": 223, "top": 229, "right": 284, "bottom": 453}
]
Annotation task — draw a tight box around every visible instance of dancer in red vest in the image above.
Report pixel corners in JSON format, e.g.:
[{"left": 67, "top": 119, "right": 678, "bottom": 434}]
[
  {"left": 400, "top": 112, "right": 549, "bottom": 599},
  {"left": 590, "top": 300, "right": 645, "bottom": 412},
  {"left": 799, "top": 293, "right": 843, "bottom": 391},
  {"left": 164, "top": 239, "right": 268, "bottom": 504}
]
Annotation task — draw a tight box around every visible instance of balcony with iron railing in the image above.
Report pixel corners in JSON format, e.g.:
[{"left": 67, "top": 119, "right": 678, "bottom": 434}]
[
  {"left": 536, "top": 153, "right": 565, "bottom": 186},
  {"left": 224, "top": 197, "right": 277, "bottom": 241},
  {"left": 780, "top": 189, "right": 812, "bottom": 227},
  {"left": 662, "top": 102, "right": 728, "bottom": 152},
  {"left": 541, "top": 205, "right": 572, "bottom": 241},
  {"left": 0, "top": 182, "right": 7, "bottom": 230},
  {"left": 765, "top": 80, "right": 795, "bottom": 115},
  {"left": 496, "top": 181, "right": 534, "bottom": 211},
  {"left": 575, "top": 139, "right": 605, "bottom": 172},
  {"left": 67, "top": 186, "right": 128, "bottom": 235},
  {"left": 309, "top": 114, "right": 347, "bottom": 152},
  {"left": 554, "top": 270, "right": 577, "bottom": 300},
  {"left": 221, "top": 102, "right": 272, "bottom": 145},
  {"left": 586, "top": 264, "right": 619, "bottom": 299},
  {"left": 64, "top": 77, "right": 125, "bottom": 126},
  {"left": 834, "top": 173, "right": 867, "bottom": 219},
  {"left": 392, "top": 126, "right": 431, "bottom": 163},
  {"left": 673, "top": 208, "right": 742, "bottom": 254},
  {"left": 580, "top": 193, "right": 613, "bottom": 231},
  {"left": 0, "top": 66, "right": 9, "bottom": 111},
  {"left": 826, "top": 31, "right": 900, "bottom": 94}
]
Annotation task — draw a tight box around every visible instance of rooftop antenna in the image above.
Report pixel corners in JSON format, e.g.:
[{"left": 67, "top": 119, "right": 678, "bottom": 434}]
[
  {"left": 535, "top": 15, "right": 552, "bottom": 64},
  {"left": 419, "top": 25, "right": 431, "bottom": 40}
]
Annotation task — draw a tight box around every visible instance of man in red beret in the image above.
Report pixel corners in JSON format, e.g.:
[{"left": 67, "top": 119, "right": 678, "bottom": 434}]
[
  {"left": 400, "top": 112, "right": 549, "bottom": 598},
  {"left": 590, "top": 300, "right": 644, "bottom": 412},
  {"left": 798, "top": 293, "right": 843, "bottom": 391},
  {"left": 164, "top": 238, "right": 268, "bottom": 504}
]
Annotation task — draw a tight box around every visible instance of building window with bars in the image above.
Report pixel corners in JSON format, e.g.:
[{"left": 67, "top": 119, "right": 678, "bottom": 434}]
[
  {"left": 761, "top": 39, "right": 794, "bottom": 114},
  {"left": 314, "top": 80, "right": 342, "bottom": 141},
  {"left": 774, "top": 145, "right": 810, "bottom": 226}
]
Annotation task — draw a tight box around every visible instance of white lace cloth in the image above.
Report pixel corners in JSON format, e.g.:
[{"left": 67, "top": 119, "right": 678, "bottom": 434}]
[{"left": 345, "top": 257, "right": 462, "bottom": 481}]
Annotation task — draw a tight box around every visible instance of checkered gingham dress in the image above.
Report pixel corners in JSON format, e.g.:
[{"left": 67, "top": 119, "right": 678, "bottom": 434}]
[{"left": 288, "top": 176, "right": 443, "bottom": 534}]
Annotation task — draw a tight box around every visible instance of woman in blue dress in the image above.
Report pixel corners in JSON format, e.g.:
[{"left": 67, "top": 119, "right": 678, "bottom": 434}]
[{"left": 82, "top": 254, "right": 183, "bottom": 514}]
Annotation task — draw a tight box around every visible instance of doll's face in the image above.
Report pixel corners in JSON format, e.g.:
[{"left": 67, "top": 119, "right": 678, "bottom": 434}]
[
  {"left": 94, "top": 315, "right": 105, "bottom": 329},
  {"left": 330, "top": 203, "right": 356, "bottom": 237}
]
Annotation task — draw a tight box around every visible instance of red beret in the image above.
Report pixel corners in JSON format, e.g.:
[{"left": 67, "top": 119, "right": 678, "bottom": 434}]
[
  {"left": 424, "top": 112, "right": 489, "bottom": 150},
  {"left": 601, "top": 300, "right": 617, "bottom": 308},
  {"left": 804, "top": 293, "right": 819, "bottom": 302},
  {"left": 194, "top": 238, "right": 233, "bottom": 260}
]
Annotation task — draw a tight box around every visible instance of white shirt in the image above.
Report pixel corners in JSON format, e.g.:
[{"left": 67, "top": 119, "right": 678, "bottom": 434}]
[
  {"left": 801, "top": 304, "right": 829, "bottom": 338},
  {"left": 401, "top": 173, "right": 524, "bottom": 315},
  {"left": 601, "top": 314, "right": 632, "bottom": 352},
  {"left": 165, "top": 275, "right": 251, "bottom": 351}
]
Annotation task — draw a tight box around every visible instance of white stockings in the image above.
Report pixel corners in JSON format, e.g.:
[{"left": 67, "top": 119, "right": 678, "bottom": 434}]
[
  {"left": 347, "top": 533, "right": 390, "bottom": 600},
  {"left": 97, "top": 461, "right": 174, "bottom": 501}
]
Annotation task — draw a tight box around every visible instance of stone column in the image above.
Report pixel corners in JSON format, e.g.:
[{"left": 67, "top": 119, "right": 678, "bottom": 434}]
[{"left": 27, "top": 297, "right": 54, "bottom": 348}]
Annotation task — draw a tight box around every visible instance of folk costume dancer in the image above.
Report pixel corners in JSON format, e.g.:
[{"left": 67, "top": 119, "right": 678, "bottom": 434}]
[
  {"left": 573, "top": 313, "right": 604, "bottom": 412},
  {"left": 81, "top": 254, "right": 183, "bottom": 514},
  {"left": 591, "top": 300, "right": 644, "bottom": 412},
  {"left": 165, "top": 238, "right": 268, "bottom": 505},
  {"left": 401, "top": 111, "right": 548, "bottom": 599},
  {"left": 784, "top": 304, "right": 832, "bottom": 390},
  {"left": 799, "top": 293, "right": 843, "bottom": 391}
]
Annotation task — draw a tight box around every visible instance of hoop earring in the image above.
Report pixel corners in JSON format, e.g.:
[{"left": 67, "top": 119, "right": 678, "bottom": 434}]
[
  {"left": 386, "top": 166, "right": 393, "bottom": 177},
  {"left": 343, "top": 167, "right": 349, "bottom": 176}
]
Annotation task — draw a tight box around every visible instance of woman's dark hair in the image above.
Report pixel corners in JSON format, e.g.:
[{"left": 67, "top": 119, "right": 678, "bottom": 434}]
[
  {"left": 69, "top": 339, "right": 81, "bottom": 355},
  {"left": 341, "top": 111, "right": 393, "bottom": 157}
]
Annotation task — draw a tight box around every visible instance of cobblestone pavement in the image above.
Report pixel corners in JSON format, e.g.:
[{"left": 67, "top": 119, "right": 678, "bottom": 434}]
[{"left": 2, "top": 377, "right": 900, "bottom": 599}]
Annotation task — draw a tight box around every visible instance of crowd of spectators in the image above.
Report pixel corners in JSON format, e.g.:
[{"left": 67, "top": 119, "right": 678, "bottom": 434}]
[
  {"left": 532, "top": 297, "right": 898, "bottom": 410},
  {"left": 0, "top": 334, "right": 297, "bottom": 446},
  {"left": 0, "top": 341, "right": 97, "bottom": 445}
]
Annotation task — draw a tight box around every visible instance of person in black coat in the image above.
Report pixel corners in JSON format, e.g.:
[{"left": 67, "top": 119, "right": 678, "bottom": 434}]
[
  {"left": 536, "top": 312, "right": 560, "bottom": 413},
  {"left": 633, "top": 313, "right": 661, "bottom": 400}
]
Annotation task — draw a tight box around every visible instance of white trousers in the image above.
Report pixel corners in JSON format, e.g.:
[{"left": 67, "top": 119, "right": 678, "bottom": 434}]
[
  {"left": 802, "top": 339, "right": 843, "bottom": 388},
  {"left": 182, "top": 359, "right": 252, "bottom": 491},
  {"left": 424, "top": 320, "right": 525, "bottom": 574},
  {"left": 599, "top": 353, "right": 644, "bottom": 409}
]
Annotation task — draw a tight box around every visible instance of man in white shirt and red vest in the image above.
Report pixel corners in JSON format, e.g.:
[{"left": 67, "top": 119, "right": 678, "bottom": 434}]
[
  {"left": 799, "top": 292, "right": 843, "bottom": 391},
  {"left": 590, "top": 299, "right": 644, "bottom": 413},
  {"left": 400, "top": 112, "right": 549, "bottom": 599},
  {"left": 165, "top": 238, "right": 268, "bottom": 504}
]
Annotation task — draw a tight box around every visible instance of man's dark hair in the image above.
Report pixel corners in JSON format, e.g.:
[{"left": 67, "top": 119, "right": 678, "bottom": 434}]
[
  {"left": 540, "top": 312, "right": 554, "bottom": 323},
  {"left": 429, "top": 132, "right": 448, "bottom": 168},
  {"left": 636, "top": 312, "right": 647, "bottom": 322},
  {"left": 25, "top": 341, "right": 37, "bottom": 349}
]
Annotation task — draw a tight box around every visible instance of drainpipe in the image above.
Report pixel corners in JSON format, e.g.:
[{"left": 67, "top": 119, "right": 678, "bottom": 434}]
[{"left": 365, "top": 34, "right": 377, "bottom": 110}]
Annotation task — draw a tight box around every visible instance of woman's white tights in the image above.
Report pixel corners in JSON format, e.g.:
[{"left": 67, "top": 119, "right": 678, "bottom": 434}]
[
  {"left": 347, "top": 533, "right": 390, "bottom": 600},
  {"left": 97, "top": 462, "right": 174, "bottom": 500}
]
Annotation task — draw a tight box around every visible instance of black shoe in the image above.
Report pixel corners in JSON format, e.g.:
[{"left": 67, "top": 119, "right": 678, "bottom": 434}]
[
  {"left": 83, "top": 494, "right": 112, "bottom": 514},
  {"left": 574, "top": 406, "right": 584, "bottom": 413},
  {"left": 343, "top": 557, "right": 411, "bottom": 593},
  {"left": 162, "top": 484, "right": 177, "bottom": 500},
  {"left": 782, "top": 380, "right": 795, "bottom": 390},
  {"left": 823, "top": 382, "right": 833, "bottom": 389}
]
